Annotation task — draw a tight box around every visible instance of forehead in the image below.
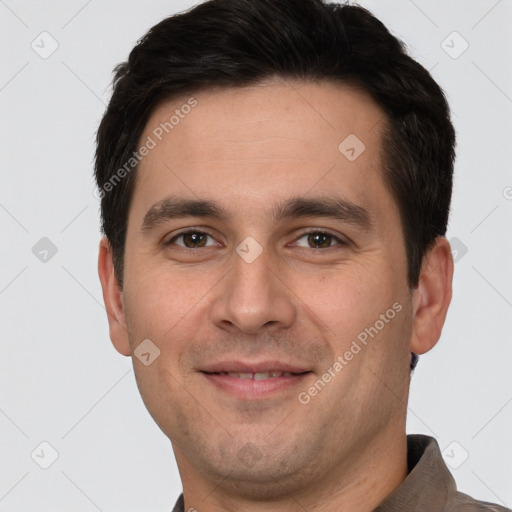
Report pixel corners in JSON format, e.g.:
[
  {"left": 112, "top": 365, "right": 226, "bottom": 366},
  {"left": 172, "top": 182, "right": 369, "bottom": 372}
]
[{"left": 130, "top": 79, "right": 391, "bottom": 223}]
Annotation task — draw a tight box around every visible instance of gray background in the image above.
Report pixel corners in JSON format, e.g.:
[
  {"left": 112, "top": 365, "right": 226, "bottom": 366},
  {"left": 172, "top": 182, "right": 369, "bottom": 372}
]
[{"left": 1, "top": 0, "right": 511, "bottom": 510}]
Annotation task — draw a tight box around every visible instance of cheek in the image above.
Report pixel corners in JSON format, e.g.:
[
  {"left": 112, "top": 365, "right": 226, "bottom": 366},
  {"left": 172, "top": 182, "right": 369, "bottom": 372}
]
[
  {"left": 123, "top": 265, "right": 210, "bottom": 347},
  {"left": 295, "top": 263, "right": 400, "bottom": 342}
]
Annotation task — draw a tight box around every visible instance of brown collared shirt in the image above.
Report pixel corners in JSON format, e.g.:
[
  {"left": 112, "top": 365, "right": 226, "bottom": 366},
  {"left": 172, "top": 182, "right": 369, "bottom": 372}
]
[{"left": 172, "top": 435, "right": 509, "bottom": 511}]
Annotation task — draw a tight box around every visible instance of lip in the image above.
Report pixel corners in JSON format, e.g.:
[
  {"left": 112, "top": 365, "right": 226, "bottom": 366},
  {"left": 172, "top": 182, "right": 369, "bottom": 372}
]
[
  {"left": 200, "top": 360, "right": 310, "bottom": 374},
  {"left": 199, "top": 360, "right": 313, "bottom": 400},
  {"left": 201, "top": 371, "right": 312, "bottom": 399}
]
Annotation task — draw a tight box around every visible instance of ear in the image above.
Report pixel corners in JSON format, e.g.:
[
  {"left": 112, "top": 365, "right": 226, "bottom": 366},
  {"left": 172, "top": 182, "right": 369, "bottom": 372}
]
[
  {"left": 97, "top": 237, "right": 131, "bottom": 356},
  {"left": 410, "top": 236, "right": 454, "bottom": 355}
]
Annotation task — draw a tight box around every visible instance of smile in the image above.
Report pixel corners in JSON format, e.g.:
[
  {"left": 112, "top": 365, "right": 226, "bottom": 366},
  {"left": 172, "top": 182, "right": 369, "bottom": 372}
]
[
  {"left": 201, "top": 370, "right": 312, "bottom": 399},
  {"left": 210, "top": 371, "right": 299, "bottom": 380}
]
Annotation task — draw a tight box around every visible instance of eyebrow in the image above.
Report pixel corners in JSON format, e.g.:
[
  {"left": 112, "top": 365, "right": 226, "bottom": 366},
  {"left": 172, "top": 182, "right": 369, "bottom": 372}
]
[{"left": 140, "top": 195, "right": 374, "bottom": 233}]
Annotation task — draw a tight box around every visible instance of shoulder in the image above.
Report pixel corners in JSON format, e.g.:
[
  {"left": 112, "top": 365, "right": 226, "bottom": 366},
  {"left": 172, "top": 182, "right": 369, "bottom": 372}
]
[{"left": 450, "top": 491, "right": 510, "bottom": 511}]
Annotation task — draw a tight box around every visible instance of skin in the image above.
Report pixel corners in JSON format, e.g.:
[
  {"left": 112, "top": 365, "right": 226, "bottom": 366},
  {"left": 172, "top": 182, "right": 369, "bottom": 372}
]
[{"left": 98, "top": 79, "right": 453, "bottom": 512}]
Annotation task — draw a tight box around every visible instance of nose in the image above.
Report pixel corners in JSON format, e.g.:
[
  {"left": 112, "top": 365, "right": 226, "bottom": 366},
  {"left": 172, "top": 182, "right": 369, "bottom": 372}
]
[{"left": 210, "top": 248, "right": 296, "bottom": 335}]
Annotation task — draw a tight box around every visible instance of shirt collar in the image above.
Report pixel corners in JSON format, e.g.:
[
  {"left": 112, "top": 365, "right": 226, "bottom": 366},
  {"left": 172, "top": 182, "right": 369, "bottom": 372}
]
[{"left": 374, "top": 434, "right": 457, "bottom": 511}]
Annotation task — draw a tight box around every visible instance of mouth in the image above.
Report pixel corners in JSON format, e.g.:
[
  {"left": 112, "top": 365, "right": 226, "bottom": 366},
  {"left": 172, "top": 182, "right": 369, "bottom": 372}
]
[
  {"left": 199, "top": 363, "right": 313, "bottom": 399},
  {"left": 204, "top": 370, "right": 307, "bottom": 380}
]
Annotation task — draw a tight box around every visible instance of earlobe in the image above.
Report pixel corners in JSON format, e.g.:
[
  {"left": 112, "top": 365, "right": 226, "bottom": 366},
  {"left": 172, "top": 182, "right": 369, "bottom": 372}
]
[
  {"left": 410, "top": 237, "right": 454, "bottom": 355},
  {"left": 97, "top": 237, "right": 131, "bottom": 356}
]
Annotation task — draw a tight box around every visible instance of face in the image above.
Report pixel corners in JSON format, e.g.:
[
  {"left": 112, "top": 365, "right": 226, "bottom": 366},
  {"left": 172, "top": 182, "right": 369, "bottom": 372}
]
[{"left": 99, "top": 79, "right": 450, "bottom": 500}]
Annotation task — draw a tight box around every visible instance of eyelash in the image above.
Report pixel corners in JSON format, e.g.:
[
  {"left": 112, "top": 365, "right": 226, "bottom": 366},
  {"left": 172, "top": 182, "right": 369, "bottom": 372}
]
[{"left": 165, "top": 229, "right": 348, "bottom": 250}]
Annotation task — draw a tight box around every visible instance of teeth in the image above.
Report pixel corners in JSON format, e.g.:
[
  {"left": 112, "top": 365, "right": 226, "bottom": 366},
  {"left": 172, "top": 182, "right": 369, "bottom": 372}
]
[
  {"left": 254, "top": 372, "right": 275, "bottom": 380},
  {"left": 220, "top": 371, "right": 295, "bottom": 379}
]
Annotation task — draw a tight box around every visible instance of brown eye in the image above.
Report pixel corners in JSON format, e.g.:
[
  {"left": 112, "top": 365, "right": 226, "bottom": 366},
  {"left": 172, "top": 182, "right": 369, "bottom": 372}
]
[
  {"left": 295, "top": 231, "right": 344, "bottom": 249},
  {"left": 182, "top": 232, "right": 207, "bottom": 248},
  {"left": 168, "top": 231, "right": 216, "bottom": 248},
  {"left": 307, "top": 232, "right": 333, "bottom": 248}
]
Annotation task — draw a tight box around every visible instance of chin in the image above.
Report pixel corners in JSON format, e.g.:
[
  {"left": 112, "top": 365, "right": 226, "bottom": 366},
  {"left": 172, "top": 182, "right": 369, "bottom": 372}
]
[{"left": 191, "top": 439, "right": 322, "bottom": 501}]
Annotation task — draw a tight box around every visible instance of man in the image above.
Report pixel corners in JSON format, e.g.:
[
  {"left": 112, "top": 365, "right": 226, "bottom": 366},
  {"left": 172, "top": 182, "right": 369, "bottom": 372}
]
[{"left": 95, "top": 0, "right": 508, "bottom": 510}]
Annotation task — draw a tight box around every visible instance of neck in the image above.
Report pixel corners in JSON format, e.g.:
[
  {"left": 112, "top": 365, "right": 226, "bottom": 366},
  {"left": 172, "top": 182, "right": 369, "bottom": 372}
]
[{"left": 174, "top": 430, "right": 408, "bottom": 512}]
